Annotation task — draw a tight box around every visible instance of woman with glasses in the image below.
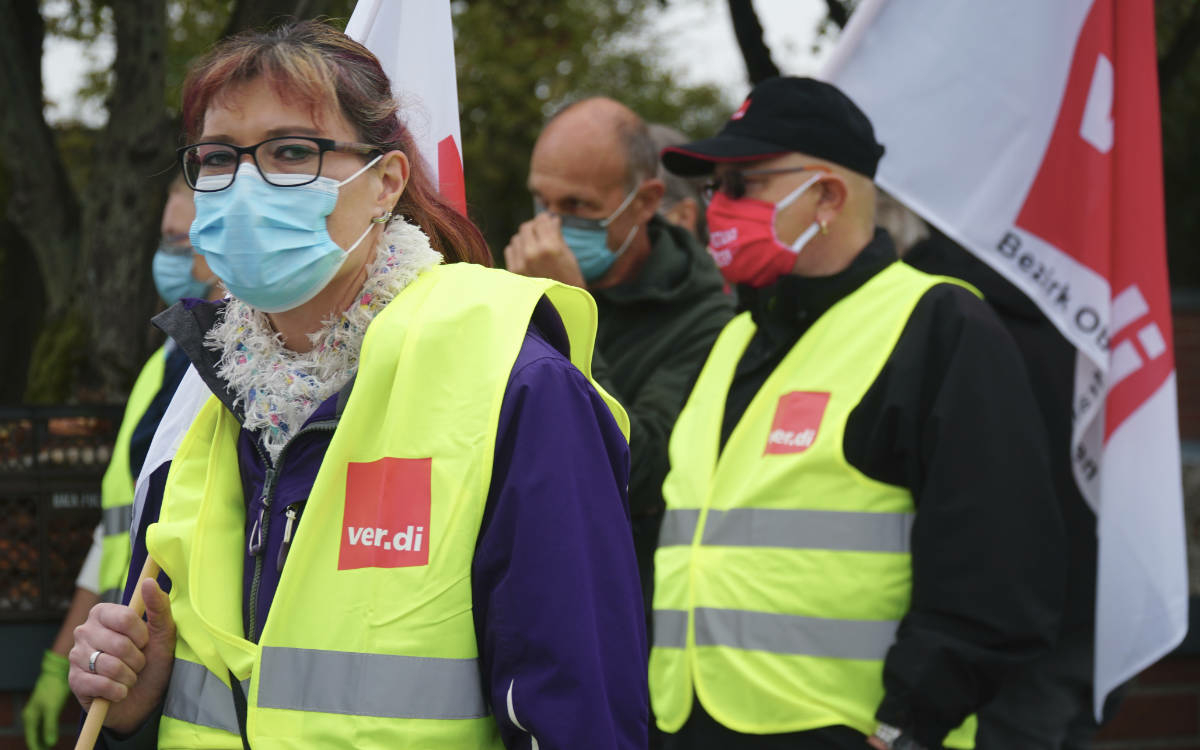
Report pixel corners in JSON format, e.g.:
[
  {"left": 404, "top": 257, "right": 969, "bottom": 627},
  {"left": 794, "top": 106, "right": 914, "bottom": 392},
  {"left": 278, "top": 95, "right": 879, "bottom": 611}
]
[{"left": 67, "top": 21, "right": 647, "bottom": 750}]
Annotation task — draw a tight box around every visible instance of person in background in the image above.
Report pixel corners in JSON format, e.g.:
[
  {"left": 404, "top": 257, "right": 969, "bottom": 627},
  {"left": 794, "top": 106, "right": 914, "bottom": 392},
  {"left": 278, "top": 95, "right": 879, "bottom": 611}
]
[
  {"left": 21, "top": 177, "right": 219, "bottom": 750},
  {"left": 68, "top": 22, "right": 645, "bottom": 749},
  {"left": 504, "top": 98, "right": 735, "bottom": 629},
  {"left": 905, "top": 227, "right": 1106, "bottom": 749},
  {"left": 648, "top": 123, "right": 708, "bottom": 245},
  {"left": 650, "top": 76, "right": 1066, "bottom": 750}
]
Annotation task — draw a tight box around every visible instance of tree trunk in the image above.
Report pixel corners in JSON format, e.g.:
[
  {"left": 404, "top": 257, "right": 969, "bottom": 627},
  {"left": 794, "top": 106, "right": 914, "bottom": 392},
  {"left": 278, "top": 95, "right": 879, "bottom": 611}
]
[
  {"left": 728, "top": 0, "right": 780, "bottom": 85},
  {"left": 0, "top": 214, "right": 45, "bottom": 402},
  {"left": 81, "top": 0, "right": 176, "bottom": 400},
  {"left": 222, "top": 0, "right": 352, "bottom": 38},
  {"left": 824, "top": 0, "right": 853, "bottom": 30},
  {"left": 0, "top": 0, "right": 83, "bottom": 315},
  {"left": 0, "top": 0, "right": 88, "bottom": 403}
]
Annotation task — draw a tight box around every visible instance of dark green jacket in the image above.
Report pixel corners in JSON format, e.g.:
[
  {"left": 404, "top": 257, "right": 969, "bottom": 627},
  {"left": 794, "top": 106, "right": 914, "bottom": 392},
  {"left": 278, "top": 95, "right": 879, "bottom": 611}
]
[{"left": 591, "top": 216, "right": 735, "bottom": 519}]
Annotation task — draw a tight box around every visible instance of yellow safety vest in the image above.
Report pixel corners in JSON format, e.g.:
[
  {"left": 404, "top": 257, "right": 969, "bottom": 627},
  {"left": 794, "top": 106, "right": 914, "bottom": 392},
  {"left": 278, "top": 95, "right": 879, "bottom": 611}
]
[
  {"left": 98, "top": 346, "right": 167, "bottom": 603},
  {"left": 146, "top": 263, "right": 628, "bottom": 749},
  {"left": 649, "top": 262, "right": 976, "bottom": 748}
]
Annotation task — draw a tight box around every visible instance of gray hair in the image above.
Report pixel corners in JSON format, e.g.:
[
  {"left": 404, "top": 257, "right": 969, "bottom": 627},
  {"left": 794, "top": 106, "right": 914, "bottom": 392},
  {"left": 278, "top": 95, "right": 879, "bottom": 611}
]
[
  {"left": 648, "top": 123, "right": 707, "bottom": 241},
  {"left": 875, "top": 189, "right": 929, "bottom": 255},
  {"left": 619, "top": 117, "right": 658, "bottom": 190},
  {"left": 648, "top": 123, "right": 702, "bottom": 208}
]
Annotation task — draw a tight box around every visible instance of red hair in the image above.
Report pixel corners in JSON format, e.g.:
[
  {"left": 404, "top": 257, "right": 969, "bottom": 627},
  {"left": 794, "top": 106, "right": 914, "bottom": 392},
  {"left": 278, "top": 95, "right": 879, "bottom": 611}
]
[{"left": 181, "top": 20, "right": 490, "bottom": 266}]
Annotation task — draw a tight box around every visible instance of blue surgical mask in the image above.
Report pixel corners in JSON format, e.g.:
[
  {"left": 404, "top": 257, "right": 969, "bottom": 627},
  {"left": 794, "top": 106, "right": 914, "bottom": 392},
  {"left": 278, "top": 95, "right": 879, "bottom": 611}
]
[
  {"left": 152, "top": 243, "right": 212, "bottom": 306},
  {"left": 551, "top": 186, "right": 640, "bottom": 281},
  {"left": 190, "top": 158, "right": 380, "bottom": 313}
]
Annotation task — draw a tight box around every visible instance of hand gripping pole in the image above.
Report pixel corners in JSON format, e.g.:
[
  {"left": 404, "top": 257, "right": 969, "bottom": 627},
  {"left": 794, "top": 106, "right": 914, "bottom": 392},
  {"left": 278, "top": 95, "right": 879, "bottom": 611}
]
[{"left": 74, "top": 556, "right": 162, "bottom": 750}]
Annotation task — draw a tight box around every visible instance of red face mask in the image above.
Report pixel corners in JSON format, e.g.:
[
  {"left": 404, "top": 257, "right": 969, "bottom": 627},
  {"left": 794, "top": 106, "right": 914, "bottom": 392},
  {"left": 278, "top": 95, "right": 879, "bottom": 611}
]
[{"left": 705, "top": 172, "right": 823, "bottom": 287}]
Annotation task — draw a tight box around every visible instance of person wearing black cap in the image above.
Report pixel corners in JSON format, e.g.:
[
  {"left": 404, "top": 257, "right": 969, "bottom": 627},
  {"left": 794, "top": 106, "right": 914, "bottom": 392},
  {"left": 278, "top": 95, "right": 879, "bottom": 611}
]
[{"left": 648, "top": 77, "right": 1066, "bottom": 750}]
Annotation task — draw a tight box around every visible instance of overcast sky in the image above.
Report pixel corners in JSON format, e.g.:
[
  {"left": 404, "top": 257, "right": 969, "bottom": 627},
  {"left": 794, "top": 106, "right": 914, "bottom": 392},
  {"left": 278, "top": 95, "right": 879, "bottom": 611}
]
[
  {"left": 648, "top": 0, "right": 835, "bottom": 100},
  {"left": 41, "top": 0, "right": 836, "bottom": 126}
]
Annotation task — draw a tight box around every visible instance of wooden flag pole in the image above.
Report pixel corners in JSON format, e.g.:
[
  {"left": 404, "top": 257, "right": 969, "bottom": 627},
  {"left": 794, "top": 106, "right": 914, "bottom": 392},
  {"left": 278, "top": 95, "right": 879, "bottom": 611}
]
[{"left": 74, "top": 556, "right": 162, "bottom": 750}]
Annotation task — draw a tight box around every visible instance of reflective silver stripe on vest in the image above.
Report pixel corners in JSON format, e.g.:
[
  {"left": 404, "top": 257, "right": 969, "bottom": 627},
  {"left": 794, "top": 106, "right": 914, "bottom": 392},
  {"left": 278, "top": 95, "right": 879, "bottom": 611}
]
[
  {"left": 653, "top": 609, "right": 689, "bottom": 649},
  {"left": 693, "top": 607, "right": 898, "bottom": 661},
  {"left": 102, "top": 504, "right": 134, "bottom": 537},
  {"left": 163, "top": 659, "right": 246, "bottom": 734},
  {"left": 258, "top": 647, "right": 489, "bottom": 720},
  {"left": 658, "top": 509, "right": 701, "bottom": 547},
  {"left": 99, "top": 587, "right": 123, "bottom": 604},
  {"left": 702, "top": 508, "right": 914, "bottom": 553}
]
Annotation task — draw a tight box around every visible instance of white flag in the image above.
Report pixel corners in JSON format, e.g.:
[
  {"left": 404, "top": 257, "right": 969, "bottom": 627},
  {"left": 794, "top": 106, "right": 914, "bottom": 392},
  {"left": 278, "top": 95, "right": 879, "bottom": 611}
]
[
  {"left": 347, "top": 0, "right": 467, "bottom": 216},
  {"left": 822, "top": 0, "right": 1186, "bottom": 715},
  {"left": 130, "top": 365, "right": 208, "bottom": 541}
]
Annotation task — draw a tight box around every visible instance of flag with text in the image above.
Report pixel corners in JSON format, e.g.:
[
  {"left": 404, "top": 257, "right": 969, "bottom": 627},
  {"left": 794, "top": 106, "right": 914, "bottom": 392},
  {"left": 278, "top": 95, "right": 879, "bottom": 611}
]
[{"left": 823, "top": 0, "right": 1186, "bottom": 714}]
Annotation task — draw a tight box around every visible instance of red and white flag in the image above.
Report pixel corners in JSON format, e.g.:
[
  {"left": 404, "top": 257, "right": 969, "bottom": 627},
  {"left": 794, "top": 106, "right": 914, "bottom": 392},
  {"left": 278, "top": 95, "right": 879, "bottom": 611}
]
[
  {"left": 822, "top": 0, "right": 1186, "bottom": 714},
  {"left": 346, "top": 0, "right": 467, "bottom": 216}
]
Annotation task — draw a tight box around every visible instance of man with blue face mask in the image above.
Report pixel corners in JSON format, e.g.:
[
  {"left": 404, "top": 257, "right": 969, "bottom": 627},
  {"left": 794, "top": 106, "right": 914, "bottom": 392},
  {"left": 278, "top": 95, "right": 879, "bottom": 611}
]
[{"left": 504, "top": 97, "right": 736, "bottom": 636}]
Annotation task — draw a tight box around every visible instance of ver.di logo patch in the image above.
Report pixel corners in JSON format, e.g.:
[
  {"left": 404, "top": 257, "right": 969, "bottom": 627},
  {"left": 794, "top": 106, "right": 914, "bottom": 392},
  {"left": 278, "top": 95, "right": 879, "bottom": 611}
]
[
  {"left": 339, "top": 457, "right": 431, "bottom": 570},
  {"left": 764, "top": 391, "right": 831, "bottom": 455}
]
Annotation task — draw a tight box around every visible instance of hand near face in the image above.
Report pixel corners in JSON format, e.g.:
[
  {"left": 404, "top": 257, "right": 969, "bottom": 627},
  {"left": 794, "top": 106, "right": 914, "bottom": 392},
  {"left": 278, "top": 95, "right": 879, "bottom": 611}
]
[
  {"left": 503, "top": 213, "right": 587, "bottom": 288},
  {"left": 68, "top": 578, "right": 176, "bottom": 733}
]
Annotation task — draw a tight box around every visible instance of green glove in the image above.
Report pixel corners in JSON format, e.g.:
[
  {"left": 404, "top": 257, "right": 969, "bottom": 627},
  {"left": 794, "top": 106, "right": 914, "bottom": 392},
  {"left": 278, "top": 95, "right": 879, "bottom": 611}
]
[{"left": 22, "top": 650, "right": 71, "bottom": 750}]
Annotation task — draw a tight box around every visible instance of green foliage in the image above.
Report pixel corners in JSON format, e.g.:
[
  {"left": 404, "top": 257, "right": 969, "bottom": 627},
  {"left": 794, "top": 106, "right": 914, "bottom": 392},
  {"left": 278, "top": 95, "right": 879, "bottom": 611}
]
[
  {"left": 163, "top": 1, "right": 236, "bottom": 113},
  {"left": 44, "top": 0, "right": 230, "bottom": 121},
  {"left": 452, "top": 0, "right": 731, "bottom": 256},
  {"left": 24, "top": 308, "right": 88, "bottom": 404},
  {"left": 1157, "top": 0, "right": 1200, "bottom": 288},
  {"left": 51, "top": 122, "right": 100, "bottom": 199}
]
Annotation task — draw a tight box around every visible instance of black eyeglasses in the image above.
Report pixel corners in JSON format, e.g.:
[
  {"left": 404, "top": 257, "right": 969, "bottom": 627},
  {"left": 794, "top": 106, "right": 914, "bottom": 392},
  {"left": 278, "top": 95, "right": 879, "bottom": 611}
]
[
  {"left": 177, "top": 136, "right": 381, "bottom": 192},
  {"left": 701, "top": 165, "right": 823, "bottom": 201}
]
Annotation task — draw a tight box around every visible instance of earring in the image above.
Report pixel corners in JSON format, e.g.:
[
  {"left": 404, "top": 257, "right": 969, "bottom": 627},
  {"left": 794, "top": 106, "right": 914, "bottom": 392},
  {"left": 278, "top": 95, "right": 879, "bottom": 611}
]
[
  {"left": 819, "top": 219, "right": 829, "bottom": 235},
  {"left": 371, "top": 210, "right": 393, "bottom": 224}
]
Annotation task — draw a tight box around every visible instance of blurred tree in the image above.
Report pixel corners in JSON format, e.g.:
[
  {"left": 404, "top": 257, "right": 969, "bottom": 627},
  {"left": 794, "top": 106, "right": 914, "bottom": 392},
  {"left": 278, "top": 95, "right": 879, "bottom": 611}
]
[
  {"left": 728, "top": 0, "right": 780, "bottom": 84},
  {"left": 1157, "top": 0, "right": 1200, "bottom": 289},
  {"left": 0, "top": 0, "right": 354, "bottom": 404},
  {"left": 452, "top": 0, "right": 730, "bottom": 258}
]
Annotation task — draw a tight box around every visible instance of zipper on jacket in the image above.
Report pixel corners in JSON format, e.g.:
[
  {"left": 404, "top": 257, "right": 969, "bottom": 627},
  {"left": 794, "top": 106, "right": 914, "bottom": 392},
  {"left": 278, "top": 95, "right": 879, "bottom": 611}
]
[
  {"left": 276, "top": 503, "right": 302, "bottom": 573},
  {"left": 246, "top": 459, "right": 275, "bottom": 644},
  {"left": 246, "top": 419, "right": 338, "bottom": 643}
]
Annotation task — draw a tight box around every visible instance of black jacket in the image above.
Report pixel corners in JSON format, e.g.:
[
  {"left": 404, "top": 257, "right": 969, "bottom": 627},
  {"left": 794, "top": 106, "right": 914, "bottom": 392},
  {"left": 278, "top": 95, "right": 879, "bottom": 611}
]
[{"left": 905, "top": 228, "right": 1096, "bottom": 640}]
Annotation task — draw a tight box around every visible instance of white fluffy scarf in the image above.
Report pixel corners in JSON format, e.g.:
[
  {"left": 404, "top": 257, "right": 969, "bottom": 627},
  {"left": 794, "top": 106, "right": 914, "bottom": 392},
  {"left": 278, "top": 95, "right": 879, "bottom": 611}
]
[{"left": 205, "top": 217, "right": 443, "bottom": 461}]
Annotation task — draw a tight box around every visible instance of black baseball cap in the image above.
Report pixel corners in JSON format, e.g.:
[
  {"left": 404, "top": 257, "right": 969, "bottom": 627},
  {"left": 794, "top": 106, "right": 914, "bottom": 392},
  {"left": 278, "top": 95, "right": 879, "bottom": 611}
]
[{"left": 661, "top": 76, "right": 885, "bottom": 179}]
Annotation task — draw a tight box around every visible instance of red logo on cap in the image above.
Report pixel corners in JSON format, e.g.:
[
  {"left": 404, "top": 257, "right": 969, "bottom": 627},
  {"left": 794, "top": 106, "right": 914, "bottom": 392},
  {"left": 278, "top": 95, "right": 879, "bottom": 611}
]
[
  {"left": 730, "top": 97, "right": 751, "bottom": 121},
  {"left": 339, "top": 457, "right": 431, "bottom": 570},
  {"left": 764, "top": 391, "right": 830, "bottom": 455}
]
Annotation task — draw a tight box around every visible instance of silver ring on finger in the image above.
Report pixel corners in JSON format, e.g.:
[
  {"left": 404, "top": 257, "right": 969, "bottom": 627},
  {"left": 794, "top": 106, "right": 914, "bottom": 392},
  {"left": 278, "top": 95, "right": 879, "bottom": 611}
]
[{"left": 88, "top": 649, "right": 103, "bottom": 674}]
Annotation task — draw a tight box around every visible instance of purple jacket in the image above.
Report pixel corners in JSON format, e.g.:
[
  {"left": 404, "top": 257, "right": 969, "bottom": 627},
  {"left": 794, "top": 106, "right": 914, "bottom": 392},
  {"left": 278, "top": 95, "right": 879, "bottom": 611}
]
[{"left": 116, "top": 298, "right": 648, "bottom": 750}]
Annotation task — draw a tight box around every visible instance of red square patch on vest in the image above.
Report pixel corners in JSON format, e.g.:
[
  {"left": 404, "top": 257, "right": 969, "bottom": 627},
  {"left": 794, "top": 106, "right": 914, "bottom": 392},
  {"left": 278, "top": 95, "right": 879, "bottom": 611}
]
[
  {"left": 764, "top": 391, "right": 831, "bottom": 455},
  {"left": 339, "top": 457, "right": 431, "bottom": 570}
]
